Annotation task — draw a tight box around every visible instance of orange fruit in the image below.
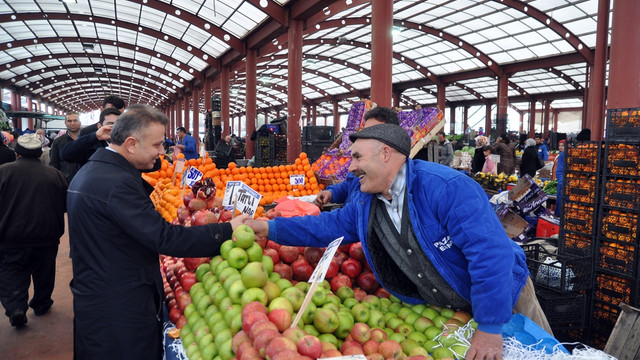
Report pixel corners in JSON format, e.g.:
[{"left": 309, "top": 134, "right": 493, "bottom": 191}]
[{"left": 167, "top": 328, "right": 180, "bottom": 339}]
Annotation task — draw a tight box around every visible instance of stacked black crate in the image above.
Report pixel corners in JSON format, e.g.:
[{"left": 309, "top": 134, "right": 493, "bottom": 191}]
[
  {"left": 591, "top": 109, "right": 640, "bottom": 348},
  {"left": 272, "top": 134, "right": 287, "bottom": 166},
  {"left": 550, "top": 141, "right": 604, "bottom": 343},
  {"left": 302, "top": 126, "right": 334, "bottom": 163},
  {"left": 254, "top": 133, "right": 271, "bottom": 167}
]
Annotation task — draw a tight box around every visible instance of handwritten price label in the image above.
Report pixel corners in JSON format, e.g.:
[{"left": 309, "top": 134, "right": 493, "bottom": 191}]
[{"left": 290, "top": 174, "right": 305, "bottom": 186}]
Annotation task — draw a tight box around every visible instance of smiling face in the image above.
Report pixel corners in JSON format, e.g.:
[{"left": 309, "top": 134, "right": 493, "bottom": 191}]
[
  {"left": 129, "top": 122, "right": 166, "bottom": 170},
  {"left": 348, "top": 139, "right": 388, "bottom": 194}
]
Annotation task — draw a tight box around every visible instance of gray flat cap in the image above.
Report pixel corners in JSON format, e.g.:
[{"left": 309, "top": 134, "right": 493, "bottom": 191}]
[{"left": 349, "top": 123, "right": 410, "bottom": 157}]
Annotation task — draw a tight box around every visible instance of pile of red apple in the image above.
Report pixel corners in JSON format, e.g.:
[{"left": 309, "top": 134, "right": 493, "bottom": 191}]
[
  {"left": 265, "top": 241, "right": 388, "bottom": 300},
  {"left": 162, "top": 255, "right": 210, "bottom": 329}
]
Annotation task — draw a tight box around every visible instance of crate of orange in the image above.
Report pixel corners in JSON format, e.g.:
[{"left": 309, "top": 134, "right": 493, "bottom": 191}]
[{"left": 606, "top": 108, "right": 640, "bottom": 143}]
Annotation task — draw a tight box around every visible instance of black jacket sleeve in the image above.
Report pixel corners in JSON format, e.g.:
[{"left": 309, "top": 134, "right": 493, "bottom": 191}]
[{"left": 59, "top": 132, "right": 100, "bottom": 164}]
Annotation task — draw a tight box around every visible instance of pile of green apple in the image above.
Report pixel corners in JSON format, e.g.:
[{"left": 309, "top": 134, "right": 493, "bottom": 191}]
[{"left": 162, "top": 225, "right": 477, "bottom": 360}]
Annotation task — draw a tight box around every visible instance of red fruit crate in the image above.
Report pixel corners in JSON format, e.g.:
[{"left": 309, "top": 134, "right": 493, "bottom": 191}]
[
  {"left": 605, "top": 143, "right": 640, "bottom": 176},
  {"left": 597, "top": 238, "right": 639, "bottom": 277},
  {"left": 594, "top": 271, "right": 639, "bottom": 306},
  {"left": 602, "top": 177, "right": 640, "bottom": 210},
  {"left": 559, "top": 230, "right": 594, "bottom": 257},
  {"left": 564, "top": 172, "right": 599, "bottom": 205},
  {"left": 562, "top": 203, "right": 596, "bottom": 235},
  {"left": 566, "top": 141, "right": 603, "bottom": 174},
  {"left": 607, "top": 108, "right": 640, "bottom": 144},
  {"left": 599, "top": 206, "right": 639, "bottom": 243}
]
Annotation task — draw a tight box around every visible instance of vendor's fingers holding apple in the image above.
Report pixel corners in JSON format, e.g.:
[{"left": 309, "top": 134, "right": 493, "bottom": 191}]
[
  {"left": 465, "top": 330, "right": 502, "bottom": 360},
  {"left": 243, "top": 219, "right": 269, "bottom": 238},
  {"left": 229, "top": 214, "right": 251, "bottom": 229}
]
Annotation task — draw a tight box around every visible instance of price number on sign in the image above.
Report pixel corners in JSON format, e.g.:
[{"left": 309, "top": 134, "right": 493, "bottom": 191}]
[
  {"left": 182, "top": 167, "right": 203, "bottom": 187},
  {"left": 222, "top": 181, "right": 262, "bottom": 217},
  {"left": 222, "top": 181, "right": 243, "bottom": 208},
  {"left": 290, "top": 174, "right": 305, "bottom": 186}
]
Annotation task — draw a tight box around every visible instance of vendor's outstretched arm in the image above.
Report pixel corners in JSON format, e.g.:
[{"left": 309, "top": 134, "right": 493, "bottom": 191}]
[{"left": 244, "top": 219, "right": 269, "bottom": 238}]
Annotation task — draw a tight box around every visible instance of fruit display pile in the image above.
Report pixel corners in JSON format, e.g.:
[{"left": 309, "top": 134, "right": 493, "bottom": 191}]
[
  {"left": 160, "top": 224, "right": 477, "bottom": 360},
  {"left": 606, "top": 143, "right": 640, "bottom": 176},
  {"left": 147, "top": 152, "right": 325, "bottom": 222},
  {"left": 472, "top": 173, "right": 518, "bottom": 191}
]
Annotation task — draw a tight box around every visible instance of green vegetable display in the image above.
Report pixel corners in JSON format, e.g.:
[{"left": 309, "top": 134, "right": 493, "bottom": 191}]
[{"left": 543, "top": 180, "right": 558, "bottom": 195}]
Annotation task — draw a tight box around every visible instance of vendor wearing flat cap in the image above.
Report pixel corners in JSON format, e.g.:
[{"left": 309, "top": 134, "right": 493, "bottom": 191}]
[
  {"left": 244, "top": 122, "right": 551, "bottom": 360},
  {"left": 0, "top": 134, "right": 68, "bottom": 327}
]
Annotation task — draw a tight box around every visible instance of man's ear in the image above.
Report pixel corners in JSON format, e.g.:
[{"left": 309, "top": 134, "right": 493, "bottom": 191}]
[
  {"left": 123, "top": 136, "right": 138, "bottom": 153},
  {"left": 97, "top": 123, "right": 102, "bottom": 129}
]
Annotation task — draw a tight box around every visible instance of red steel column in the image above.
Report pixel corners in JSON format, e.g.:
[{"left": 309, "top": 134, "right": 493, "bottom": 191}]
[
  {"left": 485, "top": 104, "right": 492, "bottom": 137},
  {"left": 221, "top": 67, "right": 230, "bottom": 137},
  {"left": 607, "top": 0, "right": 640, "bottom": 110},
  {"left": 312, "top": 105, "right": 317, "bottom": 126},
  {"left": 370, "top": 0, "right": 393, "bottom": 107},
  {"left": 10, "top": 92, "right": 21, "bottom": 130},
  {"left": 287, "top": 19, "right": 303, "bottom": 161},
  {"left": 496, "top": 75, "right": 509, "bottom": 136},
  {"left": 463, "top": 106, "right": 469, "bottom": 134},
  {"left": 204, "top": 78, "right": 212, "bottom": 111},
  {"left": 449, "top": 106, "right": 456, "bottom": 134},
  {"left": 585, "top": 0, "right": 610, "bottom": 140},
  {"left": 27, "top": 97, "right": 34, "bottom": 129},
  {"left": 553, "top": 110, "right": 559, "bottom": 132},
  {"left": 192, "top": 87, "right": 200, "bottom": 146},
  {"left": 437, "top": 85, "right": 446, "bottom": 113},
  {"left": 543, "top": 101, "right": 551, "bottom": 135},
  {"left": 392, "top": 92, "right": 401, "bottom": 109},
  {"left": 519, "top": 113, "right": 524, "bottom": 133},
  {"left": 529, "top": 101, "right": 536, "bottom": 137},
  {"left": 246, "top": 49, "right": 257, "bottom": 159}
]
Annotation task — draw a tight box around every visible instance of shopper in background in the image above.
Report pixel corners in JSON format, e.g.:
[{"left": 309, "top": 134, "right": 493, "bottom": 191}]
[
  {"left": 471, "top": 135, "right": 487, "bottom": 173},
  {"left": 245, "top": 124, "right": 551, "bottom": 360},
  {"left": 0, "top": 131, "right": 16, "bottom": 165},
  {"left": 35, "top": 128, "right": 51, "bottom": 166},
  {"left": 67, "top": 105, "right": 248, "bottom": 360},
  {"left": 59, "top": 108, "right": 120, "bottom": 167},
  {"left": 78, "top": 95, "right": 126, "bottom": 137},
  {"left": 0, "top": 134, "right": 68, "bottom": 327},
  {"left": 481, "top": 144, "right": 497, "bottom": 174},
  {"left": 552, "top": 140, "right": 566, "bottom": 217},
  {"left": 535, "top": 134, "right": 548, "bottom": 161},
  {"left": 495, "top": 133, "right": 516, "bottom": 175},
  {"left": 520, "top": 138, "right": 544, "bottom": 178},
  {"left": 49, "top": 112, "right": 81, "bottom": 183},
  {"left": 314, "top": 106, "right": 399, "bottom": 208},
  {"left": 175, "top": 126, "right": 198, "bottom": 160},
  {"left": 436, "top": 131, "right": 454, "bottom": 166}
]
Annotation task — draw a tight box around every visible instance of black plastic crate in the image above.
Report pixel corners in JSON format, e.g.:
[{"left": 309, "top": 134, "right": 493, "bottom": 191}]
[
  {"left": 302, "top": 141, "right": 333, "bottom": 164},
  {"left": 604, "top": 143, "right": 640, "bottom": 177},
  {"left": 522, "top": 243, "right": 593, "bottom": 293},
  {"left": 536, "top": 288, "right": 587, "bottom": 328},
  {"left": 565, "top": 141, "right": 603, "bottom": 174},
  {"left": 564, "top": 172, "right": 599, "bottom": 205},
  {"left": 602, "top": 176, "right": 640, "bottom": 210},
  {"left": 303, "top": 126, "right": 335, "bottom": 142},
  {"left": 597, "top": 237, "right": 640, "bottom": 277},
  {"left": 559, "top": 230, "right": 595, "bottom": 256},
  {"left": 599, "top": 206, "right": 639, "bottom": 243},
  {"left": 562, "top": 202, "right": 596, "bottom": 235},
  {"left": 606, "top": 108, "right": 640, "bottom": 143},
  {"left": 593, "top": 271, "right": 639, "bottom": 307},
  {"left": 590, "top": 299, "right": 621, "bottom": 343}
]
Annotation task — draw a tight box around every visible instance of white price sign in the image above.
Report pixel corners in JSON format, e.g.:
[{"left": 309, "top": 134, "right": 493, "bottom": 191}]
[
  {"left": 222, "top": 181, "right": 262, "bottom": 217},
  {"left": 174, "top": 157, "right": 186, "bottom": 174},
  {"left": 182, "top": 167, "right": 203, "bottom": 187},
  {"left": 290, "top": 174, "right": 305, "bottom": 186},
  {"left": 308, "top": 237, "right": 344, "bottom": 283}
]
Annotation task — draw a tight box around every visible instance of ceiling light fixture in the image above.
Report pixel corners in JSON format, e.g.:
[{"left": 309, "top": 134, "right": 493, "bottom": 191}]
[
  {"left": 95, "top": 68, "right": 103, "bottom": 74},
  {"left": 83, "top": 43, "right": 94, "bottom": 52}
]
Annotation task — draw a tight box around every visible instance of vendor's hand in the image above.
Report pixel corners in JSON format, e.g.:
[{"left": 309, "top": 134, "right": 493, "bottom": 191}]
[
  {"left": 465, "top": 330, "right": 503, "bottom": 360},
  {"left": 229, "top": 214, "right": 250, "bottom": 229},
  {"left": 176, "top": 144, "right": 185, "bottom": 150},
  {"left": 243, "top": 219, "right": 269, "bottom": 238},
  {"left": 314, "top": 190, "right": 332, "bottom": 208},
  {"left": 96, "top": 125, "right": 113, "bottom": 141}
]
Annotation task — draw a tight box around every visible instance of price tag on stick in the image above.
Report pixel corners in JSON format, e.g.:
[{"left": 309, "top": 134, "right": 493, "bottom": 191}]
[
  {"left": 291, "top": 237, "right": 343, "bottom": 329},
  {"left": 172, "top": 157, "right": 186, "bottom": 184},
  {"left": 223, "top": 181, "right": 262, "bottom": 217},
  {"left": 290, "top": 174, "right": 305, "bottom": 186},
  {"left": 182, "top": 167, "right": 203, "bottom": 187}
]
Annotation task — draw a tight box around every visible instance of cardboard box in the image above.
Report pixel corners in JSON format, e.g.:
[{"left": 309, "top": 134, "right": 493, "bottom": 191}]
[
  {"left": 536, "top": 216, "right": 560, "bottom": 237},
  {"left": 497, "top": 205, "right": 532, "bottom": 243}
]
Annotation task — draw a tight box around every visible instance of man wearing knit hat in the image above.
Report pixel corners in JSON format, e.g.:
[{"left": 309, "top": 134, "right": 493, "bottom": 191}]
[
  {"left": 244, "top": 123, "right": 551, "bottom": 360},
  {"left": 0, "top": 134, "right": 68, "bottom": 327}
]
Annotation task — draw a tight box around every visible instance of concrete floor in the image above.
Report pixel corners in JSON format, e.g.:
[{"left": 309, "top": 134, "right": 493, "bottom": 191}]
[{"left": 0, "top": 217, "right": 74, "bottom": 359}]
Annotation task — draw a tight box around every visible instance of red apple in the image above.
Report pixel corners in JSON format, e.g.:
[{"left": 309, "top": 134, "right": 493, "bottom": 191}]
[
  {"left": 303, "top": 247, "right": 324, "bottom": 265},
  {"left": 184, "top": 257, "right": 210, "bottom": 271},
  {"left": 188, "top": 197, "right": 207, "bottom": 212},
  {"left": 255, "top": 236, "right": 268, "bottom": 249},
  {"left": 265, "top": 336, "right": 298, "bottom": 360},
  {"left": 263, "top": 248, "right": 280, "bottom": 264},
  {"left": 236, "top": 340, "right": 254, "bottom": 360},
  {"left": 268, "top": 308, "right": 292, "bottom": 332},
  {"left": 341, "top": 340, "right": 363, "bottom": 355},
  {"left": 292, "top": 258, "right": 313, "bottom": 282},
  {"left": 254, "top": 329, "right": 280, "bottom": 357},
  {"left": 341, "top": 258, "right": 362, "bottom": 278},
  {"left": 278, "top": 246, "right": 299, "bottom": 264},
  {"left": 282, "top": 327, "right": 306, "bottom": 344},
  {"left": 333, "top": 251, "right": 348, "bottom": 266},
  {"left": 366, "top": 353, "right": 385, "bottom": 360},
  {"left": 374, "top": 287, "right": 390, "bottom": 299},
  {"left": 378, "top": 340, "right": 403, "bottom": 359},
  {"left": 249, "top": 320, "right": 279, "bottom": 340},
  {"left": 241, "top": 301, "right": 268, "bottom": 319},
  {"left": 322, "top": 349, "right": 343, "bottom": 358},
  {"left": 191, "top": 209, "right": 218, "bottom": 226},
  {"left": 362, "top": 340, "right": 380, "bottom": 355},
  {"left": 270, "top": 349, "right": 299, "bottom": 360},
  {"left": 349, "top": 242, "right": 365, "bottom": 261},
  {"left": 350, "top": 323, "right": 371, "bottom": 344},
  {"left": 370, "top": 328, "right": 388, "bottom": 343},
  {"left": 353, "top": 288, "right": 367, "bottom": 302},
  {"left": 266, "top": 240, "right": 281, "bottom": 251},
  {"left": 330, "top": 274, "right": 352, "bottom": 293},
  {"left": 179, "top": 272, "right": 197, "bottom": 291},
  {"left": 232, "top": 331, "right": 251, "bottom": 353},
  {"left": 168, "top": 307, "right": 181, "bottom": 324},
  {"left": 176, "top": 293, "right": 192, "bottom": 310},
  {"left": 242, "top": 312, "right": 269, "bottom": 333},
  {"left": 175, "top": 315, "right": 187, "bottom": 329},
  {"left": 177, "top": 206, "right": 191, "bottom": 224},
  {"left": 357, "top": 272, "right": 380, "bottom": 293},
  {"left": 273, "top": 263, "right": 293, "bottom": 280},
  {"left": 325, "top": 261, "right": 339, "bottom": 279},
  {"left": 183, "top": 192, "right": 195, "bottom": 208},
  {"left": 297, "top": 335, "right": 323, "bottom": 359},
  {"left": 218, "top": 209, "right": 233, "bottom": 223}
]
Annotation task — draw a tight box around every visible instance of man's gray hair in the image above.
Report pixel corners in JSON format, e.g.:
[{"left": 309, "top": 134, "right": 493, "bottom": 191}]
[{"left": 110, "top": 104, "right": 169, "bottom": 146}]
